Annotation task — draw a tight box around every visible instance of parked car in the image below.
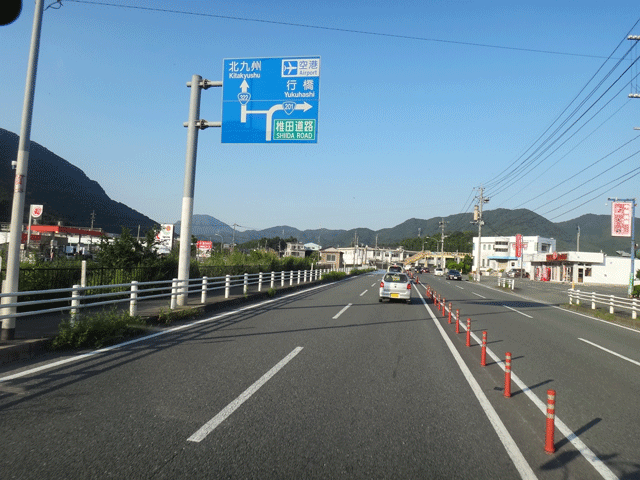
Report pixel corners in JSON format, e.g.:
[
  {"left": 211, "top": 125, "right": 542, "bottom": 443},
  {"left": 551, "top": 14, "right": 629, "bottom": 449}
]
[
  {"left": 434, "top": 268, "right": 444, "bottom": 276},
  {"left": 379, "top": 272, "right": 412, "bottom": 303},
  {"left": 506, "top": 268, "right": 528, "bottom": 278},
  {"left": 446, "top": 269, "right": 462, "bottom": 281}
]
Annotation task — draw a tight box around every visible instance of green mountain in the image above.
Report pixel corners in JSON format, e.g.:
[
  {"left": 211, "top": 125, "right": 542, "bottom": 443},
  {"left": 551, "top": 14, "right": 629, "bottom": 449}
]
[{"left": 0, "top": 128, "right": 157, "bottom": 234}]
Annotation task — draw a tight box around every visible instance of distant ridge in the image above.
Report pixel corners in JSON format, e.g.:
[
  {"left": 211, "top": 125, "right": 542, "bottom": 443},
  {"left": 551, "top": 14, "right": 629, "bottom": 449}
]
[{"left": 0, "top": 128, "right": 157, "bottom": 234}]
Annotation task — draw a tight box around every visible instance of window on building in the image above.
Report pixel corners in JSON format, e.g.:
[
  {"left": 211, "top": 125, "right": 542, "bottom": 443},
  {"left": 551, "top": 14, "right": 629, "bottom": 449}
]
[
  {"left": 541, "top": 244, "right": 550, "bottom": 252},
  {"left": 585, "top": 268, "right": 592, "bottom": 277}
]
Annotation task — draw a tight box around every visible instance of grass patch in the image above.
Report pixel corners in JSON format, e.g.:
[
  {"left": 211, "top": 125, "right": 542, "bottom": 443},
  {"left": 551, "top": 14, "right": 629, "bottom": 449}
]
[
  {"left": 157, "top": 306, "right": 201, "bottom": 325},
  {"left": 322, "top": 271, "right": 347, "bottom": 282},
  {"left": 52, "top": 308, "right": 147, "bottom": 350},
  {"left": 350, "top": 268, "right": 375, "bottom": 276},
  {"left": 267, "top": 288, "right": 277, "bottom": 298}
]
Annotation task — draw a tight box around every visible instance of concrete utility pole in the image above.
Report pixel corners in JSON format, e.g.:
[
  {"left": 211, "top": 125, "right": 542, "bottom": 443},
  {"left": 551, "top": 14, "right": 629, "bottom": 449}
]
[
  {"left": 471, "top": 186, "right": 489, "bottom": 282},
  {"left": 439, "top": 219, "right": 448, "bottom": 270},
  {"left": 576, "top": 225, "right": 580, "bottom": 252},
  {"left": 177, "top": 75, "right": 222, "bottom": 306},
  {"left": 1, "top": 0, "right": 44, "bottom": 340}
]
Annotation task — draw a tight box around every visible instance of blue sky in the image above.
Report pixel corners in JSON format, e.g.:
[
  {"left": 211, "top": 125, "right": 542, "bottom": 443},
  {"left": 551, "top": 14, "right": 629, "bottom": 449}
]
[{"left": 2, "top": 0, "right": 639, "bottom": 233}]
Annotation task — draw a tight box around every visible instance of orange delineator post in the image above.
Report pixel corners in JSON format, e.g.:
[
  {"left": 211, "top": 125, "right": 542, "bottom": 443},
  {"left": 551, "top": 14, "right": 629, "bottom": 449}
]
[
  {"left": 442, "top": 298, "right": 446, "bottom": 315},
  {"left": 455, "top": 315, "right": 460, "bottom": 334},
  {"left": 448, "top": 303, "right": 452, "bottom": 323},
  {"left": 504, "top": 352, "right": 512, "bottom": 398},
  {"left": 481, "top": 331, "right": 487, "bottom": 366},
  {"left": 466, "top": 318, "right": 471, "bottom": 346},
  {"left": 545, "top": 390, "right": 556, "bottom": 454}
]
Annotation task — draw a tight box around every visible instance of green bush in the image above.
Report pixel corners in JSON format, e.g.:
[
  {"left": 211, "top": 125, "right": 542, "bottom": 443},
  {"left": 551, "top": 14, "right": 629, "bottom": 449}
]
[
  {"left": 350, "top": 268, "right": 374, "bottom": 276},
  {"left": 322, "top": 271, "right": 347, "bottom": 282},
  {"left": 52, "top": 308, "right": 147, "bottom": 350},
  {"left": 157, "top": 306, "right": 201, "bottom": 325},
  {"left": 632, "top": 285, "right": 640, "bottom": 298},
  {"left": 267, "top": 288, "right": 277, "bottom": 298}
]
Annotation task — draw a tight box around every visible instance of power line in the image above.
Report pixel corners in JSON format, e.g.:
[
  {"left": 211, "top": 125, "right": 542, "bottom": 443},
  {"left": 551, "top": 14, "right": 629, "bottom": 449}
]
[
  {"left": 483, "top": 21, "right": 640, "bottom": 190},
  {"left": 63, "top": 0, "right": 617, "bottom": 60}
]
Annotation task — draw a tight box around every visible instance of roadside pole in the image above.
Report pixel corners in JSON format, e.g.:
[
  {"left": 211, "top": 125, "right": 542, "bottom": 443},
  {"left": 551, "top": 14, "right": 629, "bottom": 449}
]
[
  {"left": 177, "top": 76, "right": 221, "bottom": 306},
  {"left": 1, "top": 0, "right": 44, "bottom": 341}
]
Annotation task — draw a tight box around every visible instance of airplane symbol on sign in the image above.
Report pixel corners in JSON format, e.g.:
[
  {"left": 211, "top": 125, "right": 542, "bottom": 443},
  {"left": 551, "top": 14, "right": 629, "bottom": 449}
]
[{"left": 283, "top": 61, "right": 297, "bottom": 75}]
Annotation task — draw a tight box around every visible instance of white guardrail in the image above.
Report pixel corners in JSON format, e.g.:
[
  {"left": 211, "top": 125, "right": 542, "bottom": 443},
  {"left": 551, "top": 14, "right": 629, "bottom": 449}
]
[
  {"left": 498, "top": 277, "right": 515, "bottom": 290},
  {"left": 0, "top": 269, "right": 335, "bottom": 324},
  {"left": 568, "top": 288, "right": 639, "bottom": 319}
]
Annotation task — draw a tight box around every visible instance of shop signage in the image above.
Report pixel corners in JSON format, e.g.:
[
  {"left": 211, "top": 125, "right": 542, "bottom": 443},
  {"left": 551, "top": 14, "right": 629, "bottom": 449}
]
[{"left": 546, "top": 252, "right": 567, "bottom": 262}]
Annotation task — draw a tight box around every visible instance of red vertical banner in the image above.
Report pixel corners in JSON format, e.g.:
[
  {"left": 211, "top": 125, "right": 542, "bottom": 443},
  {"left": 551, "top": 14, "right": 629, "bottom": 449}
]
[
  {"left": 611, "top": 201, "right": 632, "bottom": 237},
  {"left": 515, "top": 233, "right": 523, "bottom": 258}
]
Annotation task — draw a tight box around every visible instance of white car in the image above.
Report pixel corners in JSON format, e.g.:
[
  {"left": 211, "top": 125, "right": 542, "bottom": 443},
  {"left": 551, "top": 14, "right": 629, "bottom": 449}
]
[
  {"left": 434, "top": 268, "right": 444, "bottom": 276},
  {"left": 379, "top": 272, "right": 412, "bottom": 303}
]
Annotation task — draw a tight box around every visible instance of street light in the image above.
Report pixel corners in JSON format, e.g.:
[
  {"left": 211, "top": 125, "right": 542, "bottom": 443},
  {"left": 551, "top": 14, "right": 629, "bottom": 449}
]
[{"left": 215, "top": 233, "right": 223, "bottom": 253}]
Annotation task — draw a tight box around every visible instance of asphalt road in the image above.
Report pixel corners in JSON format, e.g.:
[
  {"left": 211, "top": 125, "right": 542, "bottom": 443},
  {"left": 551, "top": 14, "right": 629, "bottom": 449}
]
[{"left": 0, "top": 272, "right": 638, "bottom": 479}]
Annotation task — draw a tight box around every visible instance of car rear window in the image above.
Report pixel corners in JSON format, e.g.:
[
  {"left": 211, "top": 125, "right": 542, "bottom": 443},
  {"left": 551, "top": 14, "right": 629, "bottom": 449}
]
[
  {"left": 388, "top": 266, "right": 402, "bottom": 272},
  {"left": 384, "top": 274, "right": 408, "bottom": 283}
]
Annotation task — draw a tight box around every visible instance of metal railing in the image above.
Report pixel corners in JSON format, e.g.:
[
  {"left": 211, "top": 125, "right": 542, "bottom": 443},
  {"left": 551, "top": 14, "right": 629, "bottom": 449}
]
[
  {"left": 568, "top": 288, "right": 639, "bottom": 319},
  {"left": 0, "top": 269, "right": 330, "bottom": 324},
  {"left": 498, "top": 277, "right": 515, "bottom": 290}
]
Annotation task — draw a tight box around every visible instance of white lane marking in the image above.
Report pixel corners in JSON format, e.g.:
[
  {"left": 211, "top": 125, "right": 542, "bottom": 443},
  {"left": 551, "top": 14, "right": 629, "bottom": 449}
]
[
  {"left": 360, "top": 290, "right": 368, "bottom": 297},
  {"left": 415, "top": 289, "right": 537, "bottom": 480},
  {"left": 371, "top": 283, "right": 376, "bottom": 287},
  {"left": 456, "top": 285, "right": 464, "bottom": 290},
  {"left": 502, "top": 305, "right": 533, "bottom": 319},
  {"left": 187, "top": 347, "right": 303, "bottom": 443},
  {"left": 579, "top": 338, "right": 640, "bottom": 367},
  {"left": 417, "top": 282, "right": 618, "bottom": 480},
  {"left": 333, "top": 303, "right": 352, "bottom": 319},
  {"left": 472, "top": 292, "right": 486, "bottom": 299},
  {"left": 0, "top": 283, "right": 332, "bottom": 383},
  {"left": 551, "top": 305, "right": 640, "bottom": 334}
]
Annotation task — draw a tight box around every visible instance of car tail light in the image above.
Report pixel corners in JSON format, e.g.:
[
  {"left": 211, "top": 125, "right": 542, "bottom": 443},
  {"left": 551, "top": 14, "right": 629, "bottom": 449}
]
[
  {"left": 380, "top": 281, "right": 384, "bottom": 288},
  {"left": 407, "top": 283, "right": 411, "bottom": 290}
]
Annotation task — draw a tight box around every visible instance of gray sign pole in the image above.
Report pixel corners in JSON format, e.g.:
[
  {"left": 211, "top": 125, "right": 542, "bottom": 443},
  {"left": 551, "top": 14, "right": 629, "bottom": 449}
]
[
  {"left": 1, "top": 0, "right": 44, "bottom": 341},
  {"left": 176, "top": 76, "right": 221, "bottom": 306}
]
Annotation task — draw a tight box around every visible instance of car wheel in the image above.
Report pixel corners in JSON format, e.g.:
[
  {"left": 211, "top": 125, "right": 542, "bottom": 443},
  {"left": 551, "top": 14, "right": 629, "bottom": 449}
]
[
  {"left": 379, "top": 297, "right": 383, "bottom": 302},
  {"left": 406, "top": 299, "right": 411, "bottom": 304}
]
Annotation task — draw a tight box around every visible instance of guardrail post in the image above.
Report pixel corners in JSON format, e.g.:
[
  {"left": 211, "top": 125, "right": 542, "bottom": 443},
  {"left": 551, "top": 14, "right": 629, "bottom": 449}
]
[
  {"left": 289, "top": 270, "right": 293, "bottom": 286},
  {"left": 281, "top": 271, "right": 285, "bottom": 287},
  {"left": 258, "top": 272, "right": 263, "bottom": 292},
  {"left": 633, "top": 298, "right": 637, "bottom": 320},
  {"left": 81, "top": 260, "right": 87, "bottom": 288},
  {"left": 576, "top": 289, "right": 580, "bottom": 306},
  {"left": 591, "top": 291, "right": 596, "bottom": 310},
  {"left": 304, "top": 270, "right": 307, "bottom": 283},
  {"left": 297, "top": 270, "right": 301, "bottom": 285},
  {"left": 201, "top": 276, "right": 208, "bottom": 303},
  {"left": 271, "top": 271, "right": 275, "bottom": 289},
  {"left": 569, "top": 289, "right": 573, "bottom": 305},
  {"left": 130, "top": 280, "right": 138, "bottom": 316},
  {"left": 244, "top": 273, "right": 249, "bottom": 295},
  {"left": 70, "top": 284, "right": 81, "bottom": 325},
  {"left": 171, "top": 279, "right": 177, "bottom": 310},
  {"left": 511, "top": 279, "right": 514, "bottom": 290},
  {"left": 225, "top": 274, "right": 231, "bottom": 298},
  {"left": 609, "top": 294, "right": 614, "bottom": 314}
]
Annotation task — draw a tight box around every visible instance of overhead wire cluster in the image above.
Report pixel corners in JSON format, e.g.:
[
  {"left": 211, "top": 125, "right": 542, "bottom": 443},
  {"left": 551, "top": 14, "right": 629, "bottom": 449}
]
[{"left": 53, "top": 1, "right": 640, "bottom": 236}]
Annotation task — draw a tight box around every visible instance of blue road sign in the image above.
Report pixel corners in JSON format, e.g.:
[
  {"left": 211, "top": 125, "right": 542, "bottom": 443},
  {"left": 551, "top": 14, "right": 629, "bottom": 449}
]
[{"left": 221, "top": 56, "right": 320, "bottom": 143}]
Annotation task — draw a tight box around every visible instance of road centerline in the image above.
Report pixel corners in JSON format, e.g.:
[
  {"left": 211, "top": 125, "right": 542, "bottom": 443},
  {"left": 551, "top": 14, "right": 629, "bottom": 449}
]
[
  {"left": 187, "top": 346, "right": 304, "bottom": 443},
  {"left": 360, "top": 290, "right": 368, "bottom": 296}
]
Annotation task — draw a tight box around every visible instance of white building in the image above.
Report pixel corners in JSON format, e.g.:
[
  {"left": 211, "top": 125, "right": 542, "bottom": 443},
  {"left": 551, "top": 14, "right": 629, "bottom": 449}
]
[
  {"left": 529, "top": 251, "right": 635, "bottom": 286},
  {"left": 472, "top": 235, "right": 556, "bottom": 274}
]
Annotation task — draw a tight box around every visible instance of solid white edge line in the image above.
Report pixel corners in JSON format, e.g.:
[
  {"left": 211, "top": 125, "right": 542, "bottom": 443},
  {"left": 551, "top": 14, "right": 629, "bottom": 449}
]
[
  {"left": 0, "top": 282, "right": 333, "bottom": 383},
  {"left": 360, "top": 290, "right": 368, "bottom": 296},
  {"left": 332, "top": 303, "right": 352, "bottom": 319},
  {"left": 503, "top": 305, "right": 533, "bottom": 318},
  {"left": 578, "top": 338, "right": 640, "bottom": 367},
  {"left": 418, "top": 284, "right": 619, "bottom": 480},
  {"left": 187, "top": 346, "right": 303, "bottom": 443},
  {"left": 415, "top": 289, "right": 537, "bottom": 480}
]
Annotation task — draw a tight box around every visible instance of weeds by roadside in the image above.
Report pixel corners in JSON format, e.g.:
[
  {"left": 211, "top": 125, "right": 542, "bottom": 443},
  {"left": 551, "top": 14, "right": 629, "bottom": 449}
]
[
  {"left": 157, "top": 306, "right": 201, "bottom": 325},
  {"left": 51, "top": 308, "right": 147, "bottom": 350}
]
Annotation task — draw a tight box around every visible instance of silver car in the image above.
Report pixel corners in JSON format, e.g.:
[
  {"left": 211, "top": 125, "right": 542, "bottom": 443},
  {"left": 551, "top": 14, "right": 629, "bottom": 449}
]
[{"left": 379, "top": 273, "right": 412, "bottom": 303}]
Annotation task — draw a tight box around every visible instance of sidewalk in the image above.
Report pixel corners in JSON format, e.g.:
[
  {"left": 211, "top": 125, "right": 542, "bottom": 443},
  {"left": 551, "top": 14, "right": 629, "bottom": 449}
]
[{"left": 0, "top": 278, "right": 324, "bottom": 367}]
